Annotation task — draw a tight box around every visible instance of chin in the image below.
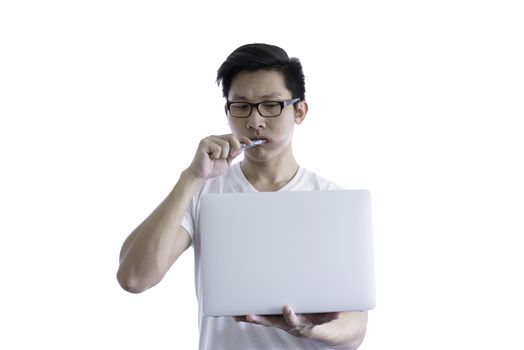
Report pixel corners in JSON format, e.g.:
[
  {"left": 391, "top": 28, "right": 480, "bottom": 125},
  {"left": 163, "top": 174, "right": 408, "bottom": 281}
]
[
  {"left": 245, "top": 150, "right": 268, "bottom": 162},
  {"left": 247, "top": 143, "right": 288, "bottom": 163}
]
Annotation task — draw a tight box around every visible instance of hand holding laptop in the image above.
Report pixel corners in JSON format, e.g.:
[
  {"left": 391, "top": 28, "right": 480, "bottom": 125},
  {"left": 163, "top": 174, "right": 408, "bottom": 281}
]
[{"left": 234, "top": 305, "right": 340, "bottom": 339}]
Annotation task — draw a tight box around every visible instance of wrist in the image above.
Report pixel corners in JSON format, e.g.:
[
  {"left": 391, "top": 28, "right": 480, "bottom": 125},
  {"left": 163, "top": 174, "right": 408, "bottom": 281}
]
[
  {"left": 180, "top": 168, "right": 206, "bottom": 187},
  {"left": 307, "top": 324, "right": 359, "bottom": 350}
]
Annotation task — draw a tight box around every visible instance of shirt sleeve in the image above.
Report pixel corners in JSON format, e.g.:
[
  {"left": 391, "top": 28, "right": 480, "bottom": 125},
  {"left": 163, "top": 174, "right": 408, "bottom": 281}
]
[{"left": 180, "top": 198, "right": 195, "bottom": 240}]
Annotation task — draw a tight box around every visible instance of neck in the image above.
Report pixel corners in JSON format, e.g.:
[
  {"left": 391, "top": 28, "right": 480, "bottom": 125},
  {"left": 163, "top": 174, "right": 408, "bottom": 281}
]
[{"left": 240, "top": 144, "right": 299, "bottom": 192}]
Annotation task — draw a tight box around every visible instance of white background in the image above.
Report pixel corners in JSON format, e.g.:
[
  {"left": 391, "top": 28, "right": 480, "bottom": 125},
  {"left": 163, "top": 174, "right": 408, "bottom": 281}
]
[{"left": 1, "top": 1, "right": 523, "bottom": 349}]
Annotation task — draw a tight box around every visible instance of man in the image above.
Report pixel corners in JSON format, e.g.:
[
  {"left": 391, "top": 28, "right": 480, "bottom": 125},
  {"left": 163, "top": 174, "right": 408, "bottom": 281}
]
[{"left": 117, "top": 43, "right": 368, "bottom": 349}]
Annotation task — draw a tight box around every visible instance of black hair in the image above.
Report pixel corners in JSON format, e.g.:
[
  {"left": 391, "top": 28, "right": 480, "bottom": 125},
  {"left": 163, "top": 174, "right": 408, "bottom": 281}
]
[{"left": 216, "top": 43, "right": 306, "bottom": 101}]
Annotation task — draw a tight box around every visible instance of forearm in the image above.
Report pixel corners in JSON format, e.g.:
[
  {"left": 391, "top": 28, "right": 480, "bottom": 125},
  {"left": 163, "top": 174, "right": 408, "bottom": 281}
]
[
  {"left": 117, "top": 169, "right": 203, "bottom": 292},
  {"left": 310, "top": 311, "right": 368, "bottom": 350}
]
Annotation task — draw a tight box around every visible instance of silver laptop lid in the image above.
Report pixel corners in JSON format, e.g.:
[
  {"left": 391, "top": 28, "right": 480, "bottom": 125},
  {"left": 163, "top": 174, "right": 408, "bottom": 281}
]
[{"left": 199, "top": 190, "right": 375, "bottom": 316}]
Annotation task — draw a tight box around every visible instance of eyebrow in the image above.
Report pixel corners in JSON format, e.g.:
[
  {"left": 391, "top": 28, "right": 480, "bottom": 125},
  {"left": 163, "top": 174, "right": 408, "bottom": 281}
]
[{"left": 230, "top": 92, "right": 284, "bottom": 100}]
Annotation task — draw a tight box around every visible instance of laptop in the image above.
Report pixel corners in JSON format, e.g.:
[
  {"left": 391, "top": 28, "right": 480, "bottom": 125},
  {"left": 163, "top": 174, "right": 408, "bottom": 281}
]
[{"left": 199, "top": 190, "right": 375, "bottom": 316}]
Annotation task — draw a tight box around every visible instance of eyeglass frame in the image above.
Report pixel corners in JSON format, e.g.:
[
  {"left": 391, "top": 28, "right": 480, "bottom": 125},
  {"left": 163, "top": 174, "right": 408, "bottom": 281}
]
[{"left": 226, "top": 98, "right": 301, "bottom": 118}]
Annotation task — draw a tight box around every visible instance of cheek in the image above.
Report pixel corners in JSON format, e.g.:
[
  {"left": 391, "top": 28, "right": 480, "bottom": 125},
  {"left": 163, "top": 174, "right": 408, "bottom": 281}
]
[
  {"left": 268, "top": 124, "right": 295, "bottom": 145},
  {"left": 273, "top": 118, "right": 295, "bottom": 134},
  {"left": 228, "top": 119, "right": 243, "bottom": 132}
]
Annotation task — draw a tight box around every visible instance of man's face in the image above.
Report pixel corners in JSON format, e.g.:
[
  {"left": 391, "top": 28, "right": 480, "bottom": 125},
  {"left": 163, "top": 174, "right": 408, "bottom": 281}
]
[{"left": 226, "top": 69, "right": 307, "bottom": 162}]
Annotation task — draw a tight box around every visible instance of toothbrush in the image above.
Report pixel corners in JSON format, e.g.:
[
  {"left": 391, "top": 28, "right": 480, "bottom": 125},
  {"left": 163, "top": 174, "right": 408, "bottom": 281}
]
[{"left": 241, "top": 139, "right": 267, "bottom": 149}]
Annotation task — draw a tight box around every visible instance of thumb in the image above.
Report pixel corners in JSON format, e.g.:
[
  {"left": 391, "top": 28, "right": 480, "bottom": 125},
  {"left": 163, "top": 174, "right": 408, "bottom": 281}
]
[
  {"left": 283, "top": 306, "right": 300, "bottom": 327},
  {"left": 226, "top": 149, "right": 242, "bottom": 165}
]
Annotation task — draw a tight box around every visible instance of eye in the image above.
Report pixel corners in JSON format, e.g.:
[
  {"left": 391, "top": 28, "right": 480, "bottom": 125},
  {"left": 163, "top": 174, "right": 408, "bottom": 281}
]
[
  {"left": 260, "top": 102, "right": 281, "bottom": 114},
  {"left": 231, "top": 103, "right": 250, "bottom": 109},
  {"left": 262, "top": 102, "right": 280, "bottom": 108}
]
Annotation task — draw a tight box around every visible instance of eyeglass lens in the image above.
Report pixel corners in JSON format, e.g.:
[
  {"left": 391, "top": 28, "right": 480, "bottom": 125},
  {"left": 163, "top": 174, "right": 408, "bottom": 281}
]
[{"left": 230, "top": 102, "right": 282, "bottom": 117}]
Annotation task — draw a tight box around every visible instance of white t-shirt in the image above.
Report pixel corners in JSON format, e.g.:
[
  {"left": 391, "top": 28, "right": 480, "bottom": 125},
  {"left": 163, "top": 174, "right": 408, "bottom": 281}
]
[{"left": 181, "top": 163, "right": 342, "bottom": 350}]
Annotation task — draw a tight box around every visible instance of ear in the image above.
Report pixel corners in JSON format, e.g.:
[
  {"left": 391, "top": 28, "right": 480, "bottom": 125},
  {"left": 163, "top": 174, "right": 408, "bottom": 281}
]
[
  {"left": 224, "top": 103, "right": 228, "bottom": 116},
  {"left": 294, "top": 100, "right": 308, "bottom": 125}
]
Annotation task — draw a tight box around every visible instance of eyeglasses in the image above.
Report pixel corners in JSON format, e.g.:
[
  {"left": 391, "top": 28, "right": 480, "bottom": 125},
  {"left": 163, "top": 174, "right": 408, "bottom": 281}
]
[{"left": 226, "top": 98, "right": 300, "bottom": 118}]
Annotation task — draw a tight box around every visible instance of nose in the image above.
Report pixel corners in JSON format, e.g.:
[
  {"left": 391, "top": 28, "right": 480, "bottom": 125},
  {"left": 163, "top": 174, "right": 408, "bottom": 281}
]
[{"left": 246, "top": 107, "right": 266, "bottom": 130}]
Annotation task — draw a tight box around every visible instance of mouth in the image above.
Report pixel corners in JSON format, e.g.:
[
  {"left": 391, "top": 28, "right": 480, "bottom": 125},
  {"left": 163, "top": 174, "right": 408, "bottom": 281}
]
[{"left": 241, "top": 138, "right": 268, "bottom": 150}]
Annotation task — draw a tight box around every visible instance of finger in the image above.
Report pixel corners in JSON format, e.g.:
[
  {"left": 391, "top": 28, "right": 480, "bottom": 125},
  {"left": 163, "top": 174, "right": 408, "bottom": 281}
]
[
  {"left": 237, "top": 135, "right": 252, "bottom": 147},
  {"left": 205, "top": 141, "right": 222, "bottom": 160},
  {"left": 226, "top": 150, "right": 241, "bottom": 165},
  {"left": 220, "top": 136, "right": 244, "bottom": 160},
  {"left": 283, "top": 305, "right": 300, "bottom": 327},
  {"left": 225, "top": 137, "right": 242, "bottom": 162},
  {"left": 245, "top": 314, "right": 263, "bottom": 324},
  {"left": 245, "top": 314, "right": 283, "bottom": 328},
  {"left": 206, "top": 137, "right": 233, "bottom": 160},
  {"left": 208, "top": 137, "right": 230, "bottom": 159},
  {"left": 233, "top": 316, "right": 246, "bottom": 322},
  {"left": 220, "top": 143, "right": 230, "bottom": 159},
  {"left": 225, "top": 134, "right": 242, "bottom": 151}
]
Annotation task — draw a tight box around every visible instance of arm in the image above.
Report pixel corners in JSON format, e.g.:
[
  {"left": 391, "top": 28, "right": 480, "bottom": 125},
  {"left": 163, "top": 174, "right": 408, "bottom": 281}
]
[
  {"left": 116, "top": 170, "right": 203, "bottom": 293},
  {"left": 117, "top": 134, "right": 248, "bottom": 293}
]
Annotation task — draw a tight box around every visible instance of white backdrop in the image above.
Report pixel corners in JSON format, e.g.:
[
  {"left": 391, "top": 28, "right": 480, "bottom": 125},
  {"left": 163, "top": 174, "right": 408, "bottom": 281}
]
[{"left": 1, "top": 1, "right": 523, "bottom": 349}]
